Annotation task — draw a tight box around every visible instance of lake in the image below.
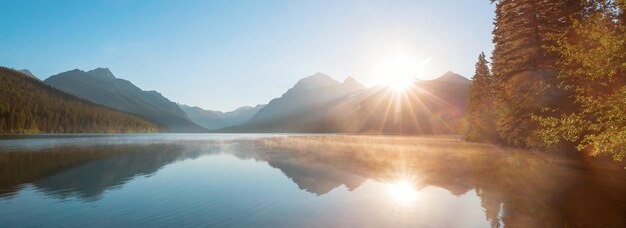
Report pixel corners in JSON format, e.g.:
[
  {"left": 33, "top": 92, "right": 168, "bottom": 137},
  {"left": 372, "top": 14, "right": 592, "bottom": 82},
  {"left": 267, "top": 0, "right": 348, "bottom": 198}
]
[{"left": 0, "top": 134, "right": 624, "bottom": 227}]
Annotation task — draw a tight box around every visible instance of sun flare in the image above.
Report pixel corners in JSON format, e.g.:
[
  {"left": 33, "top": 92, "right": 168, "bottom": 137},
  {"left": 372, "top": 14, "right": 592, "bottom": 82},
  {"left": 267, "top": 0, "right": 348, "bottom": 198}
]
[
  {"left": 373, "top": 56, "right": 431, "bottom": 91},
  {"left": 386, "top": 180, "right": 419, "bottom": 204}
]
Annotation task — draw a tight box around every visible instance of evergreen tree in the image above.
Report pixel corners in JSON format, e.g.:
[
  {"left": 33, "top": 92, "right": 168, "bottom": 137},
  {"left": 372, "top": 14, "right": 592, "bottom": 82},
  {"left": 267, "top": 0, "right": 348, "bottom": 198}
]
[
  {"left": 466, "top": 52, "right": 498, "bottom": 142},
  {"left": 489, "top": 0, "right": 584, "bottom": 147}
]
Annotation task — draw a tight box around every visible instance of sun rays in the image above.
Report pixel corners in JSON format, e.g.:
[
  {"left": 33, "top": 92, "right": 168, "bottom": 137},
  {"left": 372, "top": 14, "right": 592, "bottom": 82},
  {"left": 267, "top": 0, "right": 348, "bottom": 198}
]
[{"left": 324, "top": 80, "right": 459, "bottom": 135}]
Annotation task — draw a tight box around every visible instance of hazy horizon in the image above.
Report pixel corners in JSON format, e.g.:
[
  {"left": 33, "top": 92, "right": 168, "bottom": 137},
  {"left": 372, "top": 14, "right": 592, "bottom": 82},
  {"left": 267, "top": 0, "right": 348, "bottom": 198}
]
[{"left": 0, "top": 0, "right": 495, "bottom": 111}]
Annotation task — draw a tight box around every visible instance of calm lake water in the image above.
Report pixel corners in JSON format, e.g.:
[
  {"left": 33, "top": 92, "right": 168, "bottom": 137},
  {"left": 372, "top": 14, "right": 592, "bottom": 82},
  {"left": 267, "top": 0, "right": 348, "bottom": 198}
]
[{"left": 0, "top": 134, "right": 624, "bottom": 227}]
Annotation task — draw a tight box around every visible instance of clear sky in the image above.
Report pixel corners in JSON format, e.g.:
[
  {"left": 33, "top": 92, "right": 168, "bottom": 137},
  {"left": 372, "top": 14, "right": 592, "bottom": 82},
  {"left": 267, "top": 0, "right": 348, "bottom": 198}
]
[{"left": 0, "top": 0, "right": 495, "bottom": 111}]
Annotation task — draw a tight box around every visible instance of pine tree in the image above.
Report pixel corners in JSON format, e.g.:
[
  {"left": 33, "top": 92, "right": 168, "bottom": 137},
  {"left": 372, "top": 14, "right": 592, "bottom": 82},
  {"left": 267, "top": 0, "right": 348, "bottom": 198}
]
[
  {"left": 466, "top": 52, "right": 498, "bottom": 142},
  {"left": 489, "top": 0, "right": 584, "bottom": 147}
]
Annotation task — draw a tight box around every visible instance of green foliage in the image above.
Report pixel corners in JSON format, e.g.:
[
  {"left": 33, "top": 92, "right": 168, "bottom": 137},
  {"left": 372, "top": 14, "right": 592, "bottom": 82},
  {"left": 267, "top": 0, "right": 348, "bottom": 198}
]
[
  {"left": 471, "top": 0, "right": 626, "bottom": 161},
  {"left": 0, "top": 67, "right": 159, "bottom": 133},
  {"left": 534, "top": 6, "right": 626, "bottom": 161}
]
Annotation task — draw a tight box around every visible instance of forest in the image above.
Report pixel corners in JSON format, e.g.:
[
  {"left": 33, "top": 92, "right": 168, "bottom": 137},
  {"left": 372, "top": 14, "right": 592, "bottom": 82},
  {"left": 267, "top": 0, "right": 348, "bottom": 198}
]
[
  {"left": 0, "top": 67, "right": 158, "bottom": 133},
  {"left": 466, "top": 0, "right": 626, "bottom": 161}
]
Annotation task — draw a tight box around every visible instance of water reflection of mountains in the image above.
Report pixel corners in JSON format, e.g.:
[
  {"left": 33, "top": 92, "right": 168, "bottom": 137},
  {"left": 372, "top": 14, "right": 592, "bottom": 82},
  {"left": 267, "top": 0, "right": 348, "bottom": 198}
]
[
  {"left": 231, "top": 136, "right": 626, "bottom": 228},
  {"left": 0, "top": 143, "right": 218, "bottom": 199},
  {"left": 0, "top": 136, "right": 624, "bottom": 227}
]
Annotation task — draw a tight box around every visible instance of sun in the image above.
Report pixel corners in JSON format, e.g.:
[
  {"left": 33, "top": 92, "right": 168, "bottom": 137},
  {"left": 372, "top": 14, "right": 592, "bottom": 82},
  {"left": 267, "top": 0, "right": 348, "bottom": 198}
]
[
  {"left": 386, "top": 76, "right": 414, "bottom": 91},
  {"left": 386, "top": 180, "right": 419, "bottom": 204},
  {"left": 373, "top": 56, "right": 430, "bottom": 91}
]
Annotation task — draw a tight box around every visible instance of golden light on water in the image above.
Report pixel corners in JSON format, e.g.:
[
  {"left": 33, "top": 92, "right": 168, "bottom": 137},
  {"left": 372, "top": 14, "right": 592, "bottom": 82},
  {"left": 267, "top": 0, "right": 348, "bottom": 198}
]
[{"left": 386, "top": 180, "right": 419, "bottom": 205}]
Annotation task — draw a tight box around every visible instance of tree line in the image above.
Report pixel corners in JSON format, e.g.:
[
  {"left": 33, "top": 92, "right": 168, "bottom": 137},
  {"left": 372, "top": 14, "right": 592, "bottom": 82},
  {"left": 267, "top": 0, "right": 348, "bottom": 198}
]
[
  {"left": 0, "top": 67, "right": 159, "bottom": 133},
  {"left": 466, "top": 0, "right": 626, "bottom": 161}
]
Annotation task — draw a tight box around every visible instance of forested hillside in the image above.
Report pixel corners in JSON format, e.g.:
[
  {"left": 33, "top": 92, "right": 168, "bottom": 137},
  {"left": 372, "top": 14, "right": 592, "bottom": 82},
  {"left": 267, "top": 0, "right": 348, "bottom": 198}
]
[
  {"left": 44, "top": 68, "right": 206, "bottom": 133},
  {"left": 466, "top": 0, "right": 626, "bottom": 161},
  {"left": 0, "top": 67, "right": 158, "bottom": 133}
]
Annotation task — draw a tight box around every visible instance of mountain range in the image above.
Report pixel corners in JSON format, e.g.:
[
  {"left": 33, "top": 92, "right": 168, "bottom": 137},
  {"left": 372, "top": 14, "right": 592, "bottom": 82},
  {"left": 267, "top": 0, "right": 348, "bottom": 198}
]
[
  {"left": 44, "top": 68, "right": 206, "bottom": 132},
  {"left": 6, "top": 65, "right": 470, "bottom": 134},
  {"left": 219, "top": 71, "right": 470, "bottom": 134},
  {"left": 178, "top": 104, "right": 265, "bottom": 130}
]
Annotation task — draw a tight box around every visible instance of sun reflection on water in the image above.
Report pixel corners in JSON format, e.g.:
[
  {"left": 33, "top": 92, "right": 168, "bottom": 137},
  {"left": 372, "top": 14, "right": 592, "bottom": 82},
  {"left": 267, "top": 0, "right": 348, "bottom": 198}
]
[{"left": 386, "top": 180, "right": 419, "bottom": 205}]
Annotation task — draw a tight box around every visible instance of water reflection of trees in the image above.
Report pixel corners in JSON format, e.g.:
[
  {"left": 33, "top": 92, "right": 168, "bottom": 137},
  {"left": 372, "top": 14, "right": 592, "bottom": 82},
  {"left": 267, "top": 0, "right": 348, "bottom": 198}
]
[
  {"left": 233, "top": 136, "right": 626, "bottom": 228},
  {"left": 0, "top": 136, "right": 623, "bottom": 227},
  {"left": 0, "top": 143, "right": 217, "bottom": 200}
]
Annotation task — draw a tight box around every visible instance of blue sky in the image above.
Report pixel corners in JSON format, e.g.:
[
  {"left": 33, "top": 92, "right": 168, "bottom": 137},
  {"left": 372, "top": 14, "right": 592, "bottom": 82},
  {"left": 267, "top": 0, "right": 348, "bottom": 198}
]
[{"left": 0, "top": 0, "right": 495, "bottom": 111}]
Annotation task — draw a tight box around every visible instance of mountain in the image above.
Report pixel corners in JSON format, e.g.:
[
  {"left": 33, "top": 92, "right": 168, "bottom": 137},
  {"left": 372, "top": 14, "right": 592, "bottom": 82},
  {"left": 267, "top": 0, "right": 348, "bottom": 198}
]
[
  {"left": 362, "top": 71, "right": 470, "bottom": 134},
  {"left": 219, "top": 73, "right": 365, "bottom": 132},
  {"left": 0, "top": 67, "right": 158, "bottom": 133},
  {"left": 44, "top": 68, "right": 206, "bottom": 132},
  {"left": 433, "top": 71, "right": 472, "bottom": 85},
  {"left": 251, "top": 73, "right": 364, "bottom": 121},
  {"left": 219, "top": 72, "right": 469, "bottom": 134},
  {"left": 18, "top": 69, "right": 39, "bottom": 80},
  {"left": 178, "top": 104, "right": 265, "bottom": 130}
]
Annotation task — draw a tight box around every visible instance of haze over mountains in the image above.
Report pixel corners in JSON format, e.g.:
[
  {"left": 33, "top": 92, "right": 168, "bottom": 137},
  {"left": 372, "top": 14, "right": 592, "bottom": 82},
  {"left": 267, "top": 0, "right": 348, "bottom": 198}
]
[
  {"left": 3, "top": 65, "right": 470, "bottom": 134},
  {"left": 178, "top": 104, "right": 265, "bottom": 130},
  {"left": 249, "top": 73, "right": 366, "bottom": 124},
  {"left": 219, "top": 71, "right": 470, "bottom": 134}
]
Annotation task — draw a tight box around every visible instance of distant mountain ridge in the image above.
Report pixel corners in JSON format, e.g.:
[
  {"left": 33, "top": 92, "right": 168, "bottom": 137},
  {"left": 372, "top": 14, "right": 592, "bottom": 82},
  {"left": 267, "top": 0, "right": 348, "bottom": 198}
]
[
  {"left": 44, "top": 68, "right": 206, "bottom": 132},
  {"left": 178, "top": 104, "right": 266, "bottom": 130},
  {"left": 219, "top": 71, "right": 469, "bottom": 134}
]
